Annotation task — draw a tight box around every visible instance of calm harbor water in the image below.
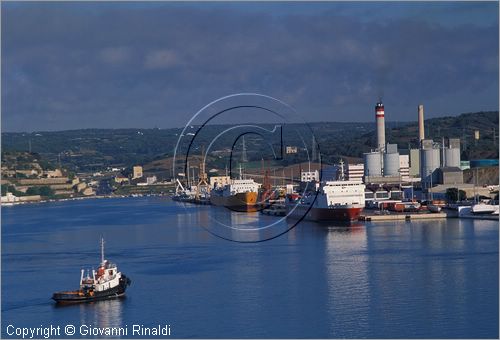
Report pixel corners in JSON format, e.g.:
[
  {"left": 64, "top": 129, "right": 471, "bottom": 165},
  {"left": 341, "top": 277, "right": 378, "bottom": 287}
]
[{"left": 2, "top": 197, "right": 498, "bottom": 338}]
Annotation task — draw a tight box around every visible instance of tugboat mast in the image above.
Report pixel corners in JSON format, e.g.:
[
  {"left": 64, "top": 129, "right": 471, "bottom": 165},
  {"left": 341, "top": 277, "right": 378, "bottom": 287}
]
[{"left": 100, "top": 237, "right": 105, "bottom": 264}]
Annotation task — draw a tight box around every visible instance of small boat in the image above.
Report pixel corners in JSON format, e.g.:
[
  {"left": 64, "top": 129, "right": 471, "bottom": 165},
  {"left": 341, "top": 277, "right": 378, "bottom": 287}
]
[
  {"left": 52, "top": 238, "right": 131, "bottom": 304},
  {"left": 427, "top": 204, "right": 442, "bottom": 213},
  {"left": 261, "top": 204, "right": 286, "bottom": 216},
  {"left": 471, "top": 202, "right": 499, "bottom": 215}
]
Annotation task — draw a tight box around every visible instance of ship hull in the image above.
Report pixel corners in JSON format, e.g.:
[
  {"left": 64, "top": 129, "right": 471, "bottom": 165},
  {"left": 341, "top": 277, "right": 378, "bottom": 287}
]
[
  {"left": 52, "top": 275, "right": 131, "bottom": 304},
  {"left": 471, "top": 204, "right": 499, "bottom": 215},
  {"left": 210, "top": 192, "right": 258, "bottom": 212},
  {"left": 286, "top": 204, "right": 363, "bottom": 222}
]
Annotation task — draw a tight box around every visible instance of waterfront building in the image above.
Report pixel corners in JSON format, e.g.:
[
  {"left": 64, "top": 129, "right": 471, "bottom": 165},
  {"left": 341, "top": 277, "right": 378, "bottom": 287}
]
[
  {"left": 347, "top": 163, "right": 364, "bottom": 182},
  {"left": 209, "top": 176, "right": 231, "bottom": 189},
  {"left": 132, "top": 166, "right": 143, "bottom": 179},
  {"left": 399, "top": 155, "right": 410, "bottom": 181},
  {"left": 301, "top": 170, "right": 320, "bottom": 182},
  {"left": 146, "top": 176, "right": 157, "bottom": 185},
  {"left": 321, "top": 165, "right": 340, "bottom": 182},
  {"left": 115, "top": 175, "right": 129, "bottom": 184},
  {"left": 436, "top": 167, "right": 463, "bottom": 185}
]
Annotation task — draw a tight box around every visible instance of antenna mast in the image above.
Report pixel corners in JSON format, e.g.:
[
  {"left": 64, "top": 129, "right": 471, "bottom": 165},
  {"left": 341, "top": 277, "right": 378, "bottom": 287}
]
[{"left": 100, "top": 237, "right": 105, "bottom": 264}]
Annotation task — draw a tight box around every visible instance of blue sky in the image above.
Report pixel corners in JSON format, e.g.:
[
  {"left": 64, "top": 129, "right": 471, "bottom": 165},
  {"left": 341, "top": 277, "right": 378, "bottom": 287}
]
[{"left": 2, "top": 1, "right": 498, "bottom": 132}]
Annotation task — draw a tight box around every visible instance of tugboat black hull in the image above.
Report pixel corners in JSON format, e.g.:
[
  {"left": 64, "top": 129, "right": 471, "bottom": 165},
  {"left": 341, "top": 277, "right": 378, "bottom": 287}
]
[{"left": 52, "top": 275, "right": 131, "bottom": 304}]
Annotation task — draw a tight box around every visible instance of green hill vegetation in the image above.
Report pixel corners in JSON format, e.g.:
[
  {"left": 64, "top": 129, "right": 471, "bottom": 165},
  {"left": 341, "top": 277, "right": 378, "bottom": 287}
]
[{"left": 2, "top": 111, "right": 497, "bottom": 173}]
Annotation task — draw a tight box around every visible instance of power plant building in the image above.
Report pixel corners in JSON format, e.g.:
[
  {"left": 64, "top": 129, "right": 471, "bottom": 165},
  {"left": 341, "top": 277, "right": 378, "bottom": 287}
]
[
  {"left": 409, "top": 149, "right": 420, "bottom": 177},
  {"left": 399, "top": 155, "right": 410, "bottom": 181},
  {"left": 420, "top": 139, "right": 440, "bottom": 189},
  {"left": 400, "top": 148, "right": 420, "bottom": 177},
  {"left": 346, "top": 163, "right": 364, "bottom": 182},
  {"left": 436, "top": 167, "right": 463, "bottom": 185},
  {"left": 364, "top": 152, "right": 382, "bottom": 178},
  {"left": 364, "top": 101, "right": 461, "bottom": 190},
  {"left": 383, "top": 144, "right": 400, "bottom": 176},
  {"left": 444, "top": 138, "right": 461, "bottom": 168}
]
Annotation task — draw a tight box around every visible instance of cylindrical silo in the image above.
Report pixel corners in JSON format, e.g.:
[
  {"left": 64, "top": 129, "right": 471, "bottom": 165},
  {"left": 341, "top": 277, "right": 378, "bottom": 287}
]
[
  {"left": 364, "top": 152, "right": 382, "bottom": 177},
  {"left": 420, "top": 148, "right": 440, "bottom": 187},
  {"left": 444, "top": 148, "right": 460, "bottom": 168},
  {"left": 383, "top": 152, "right": 400, "bottom": 176}
]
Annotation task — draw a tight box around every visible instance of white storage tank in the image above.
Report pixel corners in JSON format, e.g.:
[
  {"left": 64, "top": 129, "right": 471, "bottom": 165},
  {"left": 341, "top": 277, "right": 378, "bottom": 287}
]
[
  {"left": 420, "top": 148, "right": 440, "bottom": 187},
  {"left": 383, "top": 152, "right": 400, "bottom": 176},
  {"left": 364, "top": 152, "right": 382, "bottom": 177},
  {"left": 444, "top": 148, "right": 460, "bottom": 168}
]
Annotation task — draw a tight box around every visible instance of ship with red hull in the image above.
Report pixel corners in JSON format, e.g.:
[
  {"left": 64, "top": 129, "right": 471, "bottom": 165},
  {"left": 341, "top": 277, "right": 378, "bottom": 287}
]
[
  {"left": 286, "top": 162, "right": 365, "bottom": 222},
  {"left": 287, "top": 202, "right": 363, "bottom": 221}
]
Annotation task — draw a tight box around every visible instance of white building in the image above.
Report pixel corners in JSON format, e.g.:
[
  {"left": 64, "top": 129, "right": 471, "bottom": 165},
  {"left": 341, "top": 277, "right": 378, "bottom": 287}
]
[
  {"left": 146, "top": 176, "right": 157, "bottom": 185},
  {"left": 399, "top": 155, "right": 410, "bottom": 181},
  {"left": 347, "top": 163, "right": 364, "bottom": 182},
  {"left": 301, "top": 170, "right": 319, "bottom": 182},
  {"left": 1, "top": 192, "right": 19, "bottom": 203},
  {"left": 209, "top": 176, "right": 231, "bottom": 189}
]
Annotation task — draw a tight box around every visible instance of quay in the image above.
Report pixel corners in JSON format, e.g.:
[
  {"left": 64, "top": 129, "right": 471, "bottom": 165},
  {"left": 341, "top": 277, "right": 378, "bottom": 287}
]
[{"left": 359, "top": 212, "right": 447, "bottom": 222}]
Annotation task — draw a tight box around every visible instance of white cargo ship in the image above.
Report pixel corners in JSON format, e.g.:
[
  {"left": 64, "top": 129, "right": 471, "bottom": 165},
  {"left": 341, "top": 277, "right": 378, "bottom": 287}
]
[{"left": 286, "top": 161, "right": 365, "bottom": 222}]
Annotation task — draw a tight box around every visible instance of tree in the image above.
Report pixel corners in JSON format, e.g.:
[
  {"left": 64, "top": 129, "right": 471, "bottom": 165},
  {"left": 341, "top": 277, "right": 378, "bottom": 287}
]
[
  {"left": 445, "top": 188, "right": 466, "bottom": 202},
  {"left": 39, "top": 186, "right": 55, "bottom": 197},
  {"left": 26, "top": 186, "right": 54, "bottom": 197},
  {"left": 1, "top": 184, "right": 25, "bottom": 197}
]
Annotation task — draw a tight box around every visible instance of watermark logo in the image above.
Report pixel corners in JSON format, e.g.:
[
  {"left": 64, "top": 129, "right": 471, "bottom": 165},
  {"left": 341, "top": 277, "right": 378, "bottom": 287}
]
[{"left": 173, "top": 93, "right": 321, "bottom": 242}]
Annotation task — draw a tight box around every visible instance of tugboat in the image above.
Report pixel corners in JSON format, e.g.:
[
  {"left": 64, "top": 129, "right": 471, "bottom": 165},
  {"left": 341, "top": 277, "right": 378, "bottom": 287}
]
[{"left": 52, "top": 238, "right": 131, "bottom": 303}]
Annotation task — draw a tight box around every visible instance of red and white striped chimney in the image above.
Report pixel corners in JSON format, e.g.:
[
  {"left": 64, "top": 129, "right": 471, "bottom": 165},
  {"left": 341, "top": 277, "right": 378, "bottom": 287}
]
[{"left": 375, "top": 102, "right": 385, "bottom": 151}]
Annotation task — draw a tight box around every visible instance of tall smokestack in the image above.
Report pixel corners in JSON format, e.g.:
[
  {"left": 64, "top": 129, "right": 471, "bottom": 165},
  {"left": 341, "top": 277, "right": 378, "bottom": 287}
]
[
  {"left": 418, "top": 104, "right": 425, "bottom": 144},
  {"left": 375, "top": 101, "right": 385, "bottom": 151}
]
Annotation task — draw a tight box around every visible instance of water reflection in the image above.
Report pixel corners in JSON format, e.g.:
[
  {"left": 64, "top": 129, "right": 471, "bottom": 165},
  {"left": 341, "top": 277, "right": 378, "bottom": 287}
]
[
  {"left": 323, "top": 222, "right": 370, "bottom": 337},
  {"left": 191, "top": 205, "right": 294, "bottom": 242},
  {"left": 2, "top": 198, "right": 498, "bottom": 338},
  {"left": 79, "top": 299, "right": 124, "bottom": 332}
]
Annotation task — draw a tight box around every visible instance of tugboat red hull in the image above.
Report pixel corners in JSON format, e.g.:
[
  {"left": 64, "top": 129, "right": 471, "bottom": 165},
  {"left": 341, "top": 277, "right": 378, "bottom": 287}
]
[{"left": 52, "top": 275, "right": 131, "bottom": 304}]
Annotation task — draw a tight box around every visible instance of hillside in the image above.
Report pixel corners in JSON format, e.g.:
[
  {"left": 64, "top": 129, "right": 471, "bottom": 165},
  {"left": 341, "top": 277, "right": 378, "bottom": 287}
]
[
  {"left": 1, "top": 111, "right": 497, "bottom": 173},
  {"left": 389, "top": 111, "right": 498, "bottom": 159}
]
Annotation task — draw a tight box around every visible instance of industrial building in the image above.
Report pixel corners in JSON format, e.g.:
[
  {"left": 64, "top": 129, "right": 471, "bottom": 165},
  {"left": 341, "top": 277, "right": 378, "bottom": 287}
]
[
  {"left": 363, "top": 101, "right": 463, "bottom": 198},
  {"left": 209, "top": 176, "right": 231, "bottom": 189},
  {"left": 363, "top": 102, "right": 405, "bottom": 185},
  {"left": 301, "top": 170, "right": 320, "bottom": 182},
  {"left": 436, "top": 167, "right": 463, "bottom": 185},
  {"left": 321, "top": 166, "right": 340, "bottom": 182},
  {"left": 399, "top": 155, "right": 410, "bottom": 181},
  {"left": 347, "top": 163, "right": 364, "bottom": 182}
]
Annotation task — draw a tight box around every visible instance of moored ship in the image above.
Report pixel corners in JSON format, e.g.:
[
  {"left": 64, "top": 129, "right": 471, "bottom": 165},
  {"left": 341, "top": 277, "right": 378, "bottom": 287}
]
[
  {"left": 210, "top": 179, "right": 260, "bottom": 211},
  {"left": 471, "top": 201, "right": 499, "bottom": 215},
  {"left": 286, "top": 181, "right": 365, "bottom": 221},
  {"left": 286, "top": 161, "right": 365, "bottom": 222},
  {"left": 52, "top": 238, "right": 131, "bottom": 303}
]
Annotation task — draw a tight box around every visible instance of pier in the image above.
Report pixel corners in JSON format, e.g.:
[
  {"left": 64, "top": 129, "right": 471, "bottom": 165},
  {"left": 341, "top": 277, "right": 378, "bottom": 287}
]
[{"left": 359, "top": 212, "right": 447, "bottom": 222}]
